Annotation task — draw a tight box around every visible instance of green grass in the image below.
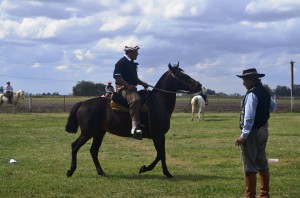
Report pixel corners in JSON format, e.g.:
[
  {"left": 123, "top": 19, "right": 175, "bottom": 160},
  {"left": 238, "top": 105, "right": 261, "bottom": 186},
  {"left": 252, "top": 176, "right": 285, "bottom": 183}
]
[{"left": 0, "top": 112, "right": 299, "bottom": 197}]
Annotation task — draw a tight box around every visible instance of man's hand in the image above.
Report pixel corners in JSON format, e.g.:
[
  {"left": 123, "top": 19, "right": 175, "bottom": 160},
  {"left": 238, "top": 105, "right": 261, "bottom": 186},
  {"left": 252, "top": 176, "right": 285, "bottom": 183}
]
[
  {"left": 127, "top": 84, "right": 137, "bottom": 91},
  {"left": 235, "top": 137, "right": 245, "bottom": 146},
  {"left": 142, "top": 82, "right": 149, "bottom": 89}
]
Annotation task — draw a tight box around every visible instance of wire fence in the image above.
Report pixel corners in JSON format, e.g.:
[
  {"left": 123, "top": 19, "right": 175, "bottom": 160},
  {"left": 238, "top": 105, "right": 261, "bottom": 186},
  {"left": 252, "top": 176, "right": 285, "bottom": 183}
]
[{"left": 0, "top": 95, "right": 299, "bottom": 113}]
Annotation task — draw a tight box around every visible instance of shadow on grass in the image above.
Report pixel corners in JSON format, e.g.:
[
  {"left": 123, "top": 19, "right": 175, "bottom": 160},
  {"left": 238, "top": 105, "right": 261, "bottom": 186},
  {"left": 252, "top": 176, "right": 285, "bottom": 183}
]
[
  {"left": 202, "top": 118, "right": 230, "bottom": 122},
  {"left": 106, "top": 173, "right": 226, "bottom": 181}
]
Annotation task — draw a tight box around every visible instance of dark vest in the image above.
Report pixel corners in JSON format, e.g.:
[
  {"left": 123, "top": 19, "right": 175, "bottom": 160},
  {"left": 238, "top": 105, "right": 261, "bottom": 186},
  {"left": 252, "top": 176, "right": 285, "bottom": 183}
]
[{"left": 240, "top": 83, "right": 271, "bottom": 130}]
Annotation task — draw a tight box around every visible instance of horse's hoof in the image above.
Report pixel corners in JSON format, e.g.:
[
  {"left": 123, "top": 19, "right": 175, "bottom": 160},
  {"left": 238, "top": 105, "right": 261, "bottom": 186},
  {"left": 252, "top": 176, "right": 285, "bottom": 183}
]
[
  {"left": 66, "top": 170, "right": 73, "bottom": 177},
  {"left": 98, "top": 171, "right": 106, "bottom": 177},
  {"left": 164, "top": 172, "right": 174, "bottom": 178},
  {"left": 139, "top": 165, "right": 147, "bottom": 174}
]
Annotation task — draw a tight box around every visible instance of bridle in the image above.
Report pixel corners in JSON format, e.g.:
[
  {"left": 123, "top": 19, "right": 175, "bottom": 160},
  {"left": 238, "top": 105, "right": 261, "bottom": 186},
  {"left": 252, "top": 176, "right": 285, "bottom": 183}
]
[
  {"left": 145, "top": 69, "right": 198, "bottom": 136},
  {"left": 148, "top": 69, "right": 197, "bottom": 94}
]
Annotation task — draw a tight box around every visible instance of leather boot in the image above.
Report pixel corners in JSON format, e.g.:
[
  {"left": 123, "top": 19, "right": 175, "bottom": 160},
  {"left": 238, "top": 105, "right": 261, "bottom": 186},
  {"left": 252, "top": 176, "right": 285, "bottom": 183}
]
[
  {"left": 245, "top": 172, "right": 256, "bottom": 198},
  {"left": 258, "top": 170, "right": 270, "bottom": 198}
]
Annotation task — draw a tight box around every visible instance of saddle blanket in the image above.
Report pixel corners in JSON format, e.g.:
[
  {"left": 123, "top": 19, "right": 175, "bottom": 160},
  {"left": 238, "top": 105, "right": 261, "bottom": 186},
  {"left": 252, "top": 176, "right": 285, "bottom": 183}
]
[{"left": 108, "top": 91, "right": 148, "bottom": 112}]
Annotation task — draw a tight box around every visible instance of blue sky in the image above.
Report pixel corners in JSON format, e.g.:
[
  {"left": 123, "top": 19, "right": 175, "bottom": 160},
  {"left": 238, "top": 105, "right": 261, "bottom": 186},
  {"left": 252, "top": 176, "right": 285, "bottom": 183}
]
[{"left": 0, "top": 0, "right": 299, "bottom": 95}]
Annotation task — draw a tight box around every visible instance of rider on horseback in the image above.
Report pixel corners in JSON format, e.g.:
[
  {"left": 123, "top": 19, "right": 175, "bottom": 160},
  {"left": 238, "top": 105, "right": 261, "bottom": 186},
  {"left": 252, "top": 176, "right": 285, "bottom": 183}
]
[
  {"left": 5, "top": 82, "right": 13, "bottom": 104},
  {"left": 113, "top": 45, "right": 149, "bottom": 140},
  {"left": 105, "top": 81, "right": 115, "bottom": 98},
  {"left": 194, "top": 89, "right": 208, "bottom": 105}
]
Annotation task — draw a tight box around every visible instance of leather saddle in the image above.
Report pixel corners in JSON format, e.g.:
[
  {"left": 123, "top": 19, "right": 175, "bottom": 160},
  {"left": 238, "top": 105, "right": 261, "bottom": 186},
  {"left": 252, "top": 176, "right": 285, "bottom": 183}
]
[
  {"left": 4, "top": 92, "right": 13, "bottom": 97},
  {"left": 110, "top": 90, "right": 149, "bottom": 112}
]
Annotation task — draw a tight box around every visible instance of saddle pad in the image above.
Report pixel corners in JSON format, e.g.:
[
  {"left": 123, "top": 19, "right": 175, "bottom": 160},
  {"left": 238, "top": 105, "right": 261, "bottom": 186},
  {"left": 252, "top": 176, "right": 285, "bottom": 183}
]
[
  {"left": 110, "top": 91, "right": 149, "bottom": 112},
  {"left": 110, "top": 101, "right": 148, "bottom": 112}
]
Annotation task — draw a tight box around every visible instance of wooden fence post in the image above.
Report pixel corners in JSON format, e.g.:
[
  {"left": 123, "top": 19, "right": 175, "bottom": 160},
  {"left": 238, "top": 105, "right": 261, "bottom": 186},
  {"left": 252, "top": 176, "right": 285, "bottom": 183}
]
[{"left": 29, "top": 94, "right": 32, "bottom": 113}]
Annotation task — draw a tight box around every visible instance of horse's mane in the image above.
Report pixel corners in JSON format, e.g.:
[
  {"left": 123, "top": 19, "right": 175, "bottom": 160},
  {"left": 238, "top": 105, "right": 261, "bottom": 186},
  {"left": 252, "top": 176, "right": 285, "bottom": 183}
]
[
  {"left": 154, "top": 71, "right": 169, "bottom": 88},
  {"left": 154, "top": 66, "right": 184, "bottom": 89}
]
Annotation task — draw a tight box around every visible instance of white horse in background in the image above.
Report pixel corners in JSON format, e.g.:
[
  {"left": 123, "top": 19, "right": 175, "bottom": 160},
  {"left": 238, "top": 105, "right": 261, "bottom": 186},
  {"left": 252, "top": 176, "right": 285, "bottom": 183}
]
[
  {"left": 191, "top": 95, "right": 205, "bottom": 121},
  {"left": 0, "top": 90, "right": 25, "bottom": 108}
]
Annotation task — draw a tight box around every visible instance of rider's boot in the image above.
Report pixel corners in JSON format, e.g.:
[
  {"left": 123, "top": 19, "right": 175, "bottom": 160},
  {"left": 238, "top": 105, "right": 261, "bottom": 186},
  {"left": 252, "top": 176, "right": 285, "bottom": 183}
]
[{"left": 131, "top": 119, "right": 142, "bottom": 140}]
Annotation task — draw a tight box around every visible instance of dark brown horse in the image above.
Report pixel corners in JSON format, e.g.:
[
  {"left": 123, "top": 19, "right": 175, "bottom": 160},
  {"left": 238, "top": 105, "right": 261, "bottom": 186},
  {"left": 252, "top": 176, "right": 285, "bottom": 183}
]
[{"left": 65, "top": 63, "right": 202, "bottom": 178}]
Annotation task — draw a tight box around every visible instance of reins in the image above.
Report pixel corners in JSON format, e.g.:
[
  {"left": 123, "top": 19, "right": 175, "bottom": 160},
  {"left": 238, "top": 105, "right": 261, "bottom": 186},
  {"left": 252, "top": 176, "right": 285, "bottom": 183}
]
[
  {"left": 145, "top": 69, "right": 194, "bottom": 136},
  {"left": 148, "top": 85, "right": 188, "bottom": 94}
]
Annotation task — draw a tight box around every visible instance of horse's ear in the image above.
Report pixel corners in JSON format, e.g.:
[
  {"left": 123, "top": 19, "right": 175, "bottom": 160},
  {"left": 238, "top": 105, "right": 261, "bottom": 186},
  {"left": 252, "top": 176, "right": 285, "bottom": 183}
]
[
  {"left": 177, "top": 61, "right": 180, "bottom": 67},
  {"left": 168, "top": 63, "right": 172, "bottom": 70}
]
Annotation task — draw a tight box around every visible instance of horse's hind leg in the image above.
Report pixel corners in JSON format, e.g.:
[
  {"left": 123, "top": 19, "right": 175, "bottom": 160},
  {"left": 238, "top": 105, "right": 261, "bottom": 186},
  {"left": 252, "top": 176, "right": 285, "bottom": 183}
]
[
  {"left": 90, "top": 132, "right": 106, "bottom": 176},
  {"left": 67, "top": 134, "right": 91, "bottom": 177},
  {"left": 191, "top": 106, "right": 194, "bottom": 121}
]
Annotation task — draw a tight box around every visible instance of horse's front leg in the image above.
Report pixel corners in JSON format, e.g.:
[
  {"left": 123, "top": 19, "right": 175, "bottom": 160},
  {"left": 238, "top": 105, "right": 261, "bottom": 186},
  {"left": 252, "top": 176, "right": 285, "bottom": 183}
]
[
  {"left": 156, "top": 137, "right": 173, "bottom": 178},
  {"left": 140, "top": 137, "right": 173, "bottom": 178},
  {"left": 139, "top": 156, "right": 160, "bottom": 174},
  {"left": 90, "top": 133, "right": 106, "bottom": 176}
]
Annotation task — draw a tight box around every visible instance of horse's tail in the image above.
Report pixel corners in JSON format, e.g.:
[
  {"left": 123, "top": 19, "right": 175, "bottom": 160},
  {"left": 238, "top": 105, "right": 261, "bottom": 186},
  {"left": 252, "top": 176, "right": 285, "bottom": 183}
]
[
  {"left": 191, "top": 96, "right": 198, "bottom": 106},
  {"left": 65, "top": 101, "right": 82, "bottom": 133}
]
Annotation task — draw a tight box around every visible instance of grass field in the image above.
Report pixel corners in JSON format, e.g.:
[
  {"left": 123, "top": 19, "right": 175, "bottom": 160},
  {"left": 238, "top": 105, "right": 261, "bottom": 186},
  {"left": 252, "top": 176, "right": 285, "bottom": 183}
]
[{"left": 0, "top": 112, "right": 299, "bottom": 198}]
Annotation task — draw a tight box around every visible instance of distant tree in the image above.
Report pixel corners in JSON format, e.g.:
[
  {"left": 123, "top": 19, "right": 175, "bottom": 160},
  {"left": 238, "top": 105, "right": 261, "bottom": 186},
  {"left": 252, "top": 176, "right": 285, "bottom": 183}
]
[
  {"left": 73, "top": 81, "right": 106, "bottom": 96},
  {"left": 206, "top": 89, "right": 216, "bottom": 95},
  {"left": 263, "top": 84, "right": 273, "bottom": 95},
  {"left": 216, "top": 92, "right": 227, "bottom": 97},
  {"left": 95, "top": 83, "right": 106, "bottom": 96},
  {"left": 274, "top": 85, "right": 290, "bottom": 96},
  {"left": 293, "top": 84, "right": 300, "bottom": 96}
]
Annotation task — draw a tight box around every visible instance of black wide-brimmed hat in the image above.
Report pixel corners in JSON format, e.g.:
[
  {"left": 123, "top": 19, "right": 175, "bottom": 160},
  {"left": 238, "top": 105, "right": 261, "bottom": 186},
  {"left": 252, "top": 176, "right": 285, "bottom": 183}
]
[
  {"left": 6, "top": 82, "right": 10, "bottom": 84},
  {"left": 236, "top": 68, "right": 265, "bottom": 78}
]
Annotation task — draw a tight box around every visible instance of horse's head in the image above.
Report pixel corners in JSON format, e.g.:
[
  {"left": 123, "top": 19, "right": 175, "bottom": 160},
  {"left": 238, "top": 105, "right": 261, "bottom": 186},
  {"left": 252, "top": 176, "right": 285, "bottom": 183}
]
[
  {"left": 16, "top": 90, "right": 25, "bottom": 99},
  {"left": 167, "top": 63, "right": 202, "bottom": 93}
]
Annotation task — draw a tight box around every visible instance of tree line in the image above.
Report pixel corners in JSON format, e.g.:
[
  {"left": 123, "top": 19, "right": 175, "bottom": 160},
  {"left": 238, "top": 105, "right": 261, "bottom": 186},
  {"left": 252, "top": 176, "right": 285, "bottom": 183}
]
[
  {"left": 71, "top": 81, "right": 300, "bottom": 97},
  {"left": 198, "top": 84, "right": 300, "bottom": 97}
]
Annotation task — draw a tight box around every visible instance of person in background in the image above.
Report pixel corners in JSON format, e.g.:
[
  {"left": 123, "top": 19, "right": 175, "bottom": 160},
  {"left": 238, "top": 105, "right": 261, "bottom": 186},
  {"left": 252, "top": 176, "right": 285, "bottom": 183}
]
[
  {"left": 105, "top": 81, "right": 115, "bottom": 98},
  {"left": 0, "top": 86, "right": 3, "bottom": 93},
  {"left": 113, "top": 45, "right": 148, "bottom": 140},
  {"left": 5, "top": 82, "right": 14, "bottom": 104},
  {"left": 235, "top": 68, "right": 276, "bottom": 198}
]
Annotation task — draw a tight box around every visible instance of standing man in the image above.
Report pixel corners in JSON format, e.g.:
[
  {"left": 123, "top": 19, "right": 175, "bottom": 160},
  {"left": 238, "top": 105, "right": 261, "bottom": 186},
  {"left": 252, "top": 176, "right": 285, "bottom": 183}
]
[
  {"left": 235, "top": 68, "right": 276, "bottom": 198},
  {"left": 0, "top": 86, "right": 3, "bottom": 93},
  {"left": 113, "top": 45, "right": 148, "bottom": 140},
  {"left": 5, "top": 82, "right": 14, "bottom": 104}
]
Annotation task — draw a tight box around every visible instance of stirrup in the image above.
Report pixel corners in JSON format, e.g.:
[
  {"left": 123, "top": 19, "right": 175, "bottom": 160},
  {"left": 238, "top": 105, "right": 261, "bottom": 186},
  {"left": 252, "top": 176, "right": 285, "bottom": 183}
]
[{"left": 131, "top": 126, "right": 142, "bottom": 140}]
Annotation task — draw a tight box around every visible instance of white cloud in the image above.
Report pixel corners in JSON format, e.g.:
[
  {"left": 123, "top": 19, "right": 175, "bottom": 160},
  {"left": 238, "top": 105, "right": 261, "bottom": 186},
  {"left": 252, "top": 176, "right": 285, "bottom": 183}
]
[
  {"left": 55, "top": 65, "right": 69, "bottom": 71},
  {"left": 32, "top": 63, "right": 40, "bottom": 68},
  {"left": 246, "top": 0, "right": 300, "bottom": 14},
  {"left": 85, "top": 67, "right": 94, "bottom": 73},
  {"left": 164, "top": 3, "right": 185, "bottom": 19},
  {"left": 74, "top": 49, "right": 94, "bottom": 61},
  {"left": 0, "top": 0, "right": 300, "bottom": 95},
  {"left": 95, "top": 35, "right": 141, "bottom": 52},
  {"left": 99, "top": 16, "right": 128, "bottom": 31}
]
